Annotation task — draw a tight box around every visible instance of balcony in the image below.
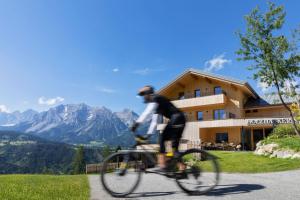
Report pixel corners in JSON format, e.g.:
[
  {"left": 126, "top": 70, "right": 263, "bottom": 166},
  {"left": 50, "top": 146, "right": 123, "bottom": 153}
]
[
  {"left": 186, "top": 117, "right": 293, "bottom": 129},
  {"left": 171, "top": 93, "right": 227, "bottom": 109},
  {"left": 157, "top": 117, "right": 293, "bottom": 131}
]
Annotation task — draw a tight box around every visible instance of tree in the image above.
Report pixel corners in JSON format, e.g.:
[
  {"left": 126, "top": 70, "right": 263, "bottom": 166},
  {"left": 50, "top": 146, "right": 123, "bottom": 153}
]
[
  {"left": 72, "top": 145, "right": 86, "bottom": 174},
  {"left": 101, "top": 145, "right": 112, "bottom": 159},
  {"left": 236, "top": 2, "right": 300, "bottom": 136},
  {"left": 115, "top": 145, "right": 122, "bottom": 152}
]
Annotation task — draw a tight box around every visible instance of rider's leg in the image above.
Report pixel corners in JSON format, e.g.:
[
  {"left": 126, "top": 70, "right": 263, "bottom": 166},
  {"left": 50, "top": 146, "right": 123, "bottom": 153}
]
[
  {"left": 171, "top": 130, "right": 185, "bottom": 171},
  {"left": 157, "top": 154, "right": 166, "bottom": 168},
  {"left": 158, "top": 131, "right": 167, "bottom": 168},
  {"left": 158, "top": 125, "right": 173, "bottom": 168}
]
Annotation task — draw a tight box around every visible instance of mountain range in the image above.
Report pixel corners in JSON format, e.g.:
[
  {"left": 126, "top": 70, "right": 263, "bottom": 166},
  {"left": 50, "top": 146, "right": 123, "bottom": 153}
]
[{"left": 0, "top": 104, "right": 148, "bottom": 146}]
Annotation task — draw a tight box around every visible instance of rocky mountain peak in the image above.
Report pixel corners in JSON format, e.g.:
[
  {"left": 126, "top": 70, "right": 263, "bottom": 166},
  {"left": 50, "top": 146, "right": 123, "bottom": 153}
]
[{"left": 0, "top": 103, "right": 143, "bottom": 145}]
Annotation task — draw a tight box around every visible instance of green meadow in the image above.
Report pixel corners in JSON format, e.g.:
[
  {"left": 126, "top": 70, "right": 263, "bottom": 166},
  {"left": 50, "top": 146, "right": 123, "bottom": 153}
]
[
  {"left": 0, "top": 175, "right": 89, "bottom": 200},
  {"left": 209, "top": 151, "right": 300, "bottom": 173},
  {"left": 1, "top": 151, "right": 300, "bottom": 200}
]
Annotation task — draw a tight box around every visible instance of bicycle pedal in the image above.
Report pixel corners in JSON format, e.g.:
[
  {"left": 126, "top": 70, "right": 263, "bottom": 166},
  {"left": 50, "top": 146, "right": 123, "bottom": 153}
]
[{"left": 175, "top": 172, "right": 188, "bottom": 179}]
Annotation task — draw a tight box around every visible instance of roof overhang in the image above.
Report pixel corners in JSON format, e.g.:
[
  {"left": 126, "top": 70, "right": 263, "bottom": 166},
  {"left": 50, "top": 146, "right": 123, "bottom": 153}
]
[
  {"left": 157, "top": 68, "right": 259, "bottom": 98},
  {"left": 244, "top": 103, "right": 291, "bottom": 110}
]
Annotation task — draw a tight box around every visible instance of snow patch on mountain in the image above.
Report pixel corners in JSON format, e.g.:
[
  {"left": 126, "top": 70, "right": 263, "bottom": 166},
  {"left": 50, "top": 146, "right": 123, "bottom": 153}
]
[{"left": 114, "top": 109, "right": 139, "bottom": 126}]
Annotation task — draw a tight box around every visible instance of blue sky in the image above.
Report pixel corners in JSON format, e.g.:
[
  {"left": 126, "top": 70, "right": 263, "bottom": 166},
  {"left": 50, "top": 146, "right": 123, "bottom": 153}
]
[{"left": 0, "top": 0, "right": 300, "bottom": 113}]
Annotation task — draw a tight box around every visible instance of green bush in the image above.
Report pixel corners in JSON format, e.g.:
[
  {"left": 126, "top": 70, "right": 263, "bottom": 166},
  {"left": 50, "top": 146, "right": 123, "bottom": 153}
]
[{"left": 269, "top": 124, "right": 300, "bottom": 139}]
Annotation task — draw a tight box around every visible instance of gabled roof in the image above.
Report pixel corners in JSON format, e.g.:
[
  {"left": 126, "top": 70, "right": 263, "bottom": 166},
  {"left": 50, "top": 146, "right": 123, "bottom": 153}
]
[
  {"left": 190, "top": 68, "right": 247, "bottom": 85},
  {"left": 158, "top": 68, "right": 259, "bottom": 98}
]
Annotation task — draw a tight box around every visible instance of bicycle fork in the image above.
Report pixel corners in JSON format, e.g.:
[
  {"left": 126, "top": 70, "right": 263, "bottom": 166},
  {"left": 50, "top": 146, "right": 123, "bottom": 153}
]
[{"left": 117, "top": 154, "right": 130, "bottom": 176}]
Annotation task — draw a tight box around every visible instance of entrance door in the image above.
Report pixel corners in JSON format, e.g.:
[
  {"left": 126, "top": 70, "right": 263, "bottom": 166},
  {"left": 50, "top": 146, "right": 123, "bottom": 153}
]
[
  {"left": 253, "top": 129, "right": 264, "bottom": 149},
  {"left": 265, "top": 128, "right": 273, "bottom": 138},
  {"left": 241, "top": 128, "right": 252, "bottom": 150}
]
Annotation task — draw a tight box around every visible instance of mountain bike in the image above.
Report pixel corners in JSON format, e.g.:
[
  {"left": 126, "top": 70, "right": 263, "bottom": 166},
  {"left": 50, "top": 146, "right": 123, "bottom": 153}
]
[{"left": 100, "top": 133, "right": 220, "bottom": 197}]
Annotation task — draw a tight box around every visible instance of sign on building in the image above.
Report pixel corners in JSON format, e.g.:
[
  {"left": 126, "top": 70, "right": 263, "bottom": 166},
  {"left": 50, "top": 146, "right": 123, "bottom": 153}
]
[{"left": 247, "top": 118, "right": 293, "bottom": 126}]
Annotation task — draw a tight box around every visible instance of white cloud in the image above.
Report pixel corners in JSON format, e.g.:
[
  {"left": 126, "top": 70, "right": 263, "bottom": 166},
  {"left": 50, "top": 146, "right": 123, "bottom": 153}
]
[
  {"left": 285, "top": 79, "right": 300, "bottom": 93},
  {"left": 97, "top": 87, "right": 116, "bottom": 94},
  {"left": 38, "top": 96, "right": 65, "bottom": 106},
  {"left": 132, "top": 68, "right": 165, "bottom": 75},
  {"left": 257, "top": 81, "right": 270, "bottom": 93},
  {"left": 204, "top": 54, "right": 231, "bottom": 72},
  {"left": 112, "top": 68, "right": 119, "bottom": 72},
  {"left": 285, "top": 80, "right": 298, "bottom": 88},
  {"left": 0, "top": 105, "right": 10, "bottom": 113},
  {"left": 133, "top": 68, "right": 150, "bottom": 75}
]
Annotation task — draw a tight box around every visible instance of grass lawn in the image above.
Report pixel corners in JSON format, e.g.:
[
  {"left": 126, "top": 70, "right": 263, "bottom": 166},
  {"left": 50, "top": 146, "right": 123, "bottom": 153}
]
[
  {"left": 262, "top": 136, "right": 300, "bottom": 152},
  {"left": 208, "top": 151, "right": 300, "bottom": 173},
  {"left": 0, "top": 175, "right": 89, "bottom": 200}
]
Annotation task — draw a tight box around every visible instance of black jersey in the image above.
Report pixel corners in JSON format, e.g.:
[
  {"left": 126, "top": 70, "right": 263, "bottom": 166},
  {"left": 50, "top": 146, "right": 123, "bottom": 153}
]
[{"left": 152, "top": 94, "right": 181, "bottom": 119}]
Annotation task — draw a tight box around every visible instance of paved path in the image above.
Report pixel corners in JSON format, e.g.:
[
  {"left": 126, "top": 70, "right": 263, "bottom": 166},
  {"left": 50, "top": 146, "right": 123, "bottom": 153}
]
[{"left": 89, "top": 170, "right": 300, "bottom": 200}]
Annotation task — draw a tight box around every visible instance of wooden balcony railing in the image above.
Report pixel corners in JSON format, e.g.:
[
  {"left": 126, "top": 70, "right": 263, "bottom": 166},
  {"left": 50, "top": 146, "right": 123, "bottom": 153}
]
[
  {"left": 172, "top": 91, "right": 227, "bottom": 101},
  {"left": 171, "top": 93, "right": 227, "bottom": 109}
]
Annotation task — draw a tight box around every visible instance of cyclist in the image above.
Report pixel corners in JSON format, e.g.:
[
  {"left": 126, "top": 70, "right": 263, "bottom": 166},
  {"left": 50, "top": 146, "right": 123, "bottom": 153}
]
[{"left": 130, "top": 85, "right": 186, "bottom": 171}]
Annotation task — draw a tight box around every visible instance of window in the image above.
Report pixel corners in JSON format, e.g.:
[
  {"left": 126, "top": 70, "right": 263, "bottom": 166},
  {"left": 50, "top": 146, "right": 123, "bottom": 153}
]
[
  {"left": 178, "top": 92, "right": 185, "bottom": 100},
  {"left": 214, "top": 109, "right": 226, "bottom": 120},
  {"left": 229, "top": 112, "right": 236, "bottom": 119},
  {"left": 214, "top": 86, "right": 222, "bottom": 95},
  {"left": 194, "top": 89, "right": 201, "bottom": 97},
  {"left": 245, "top": 110, "right": 251, "bottom": 113},
  {"left": 197, "top": 111, "right": 203, "bottom": 121},
  {"left": 253, "top": 109, "right": 258, "bottom": 113},
  {"left": 216, "top": 133, "right": 228, "bottom": 143}
]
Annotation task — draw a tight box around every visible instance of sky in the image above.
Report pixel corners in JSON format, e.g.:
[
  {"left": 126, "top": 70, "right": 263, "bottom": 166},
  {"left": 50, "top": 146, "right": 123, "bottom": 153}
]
[{"left": 0, "top": 0, "right": 300, "bottom": 114}]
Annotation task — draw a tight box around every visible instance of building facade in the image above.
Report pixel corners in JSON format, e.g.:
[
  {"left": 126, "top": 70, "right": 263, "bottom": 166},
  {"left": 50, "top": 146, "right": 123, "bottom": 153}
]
[{"left": 157, "top": 68, "right": 293, "bottom": 150}]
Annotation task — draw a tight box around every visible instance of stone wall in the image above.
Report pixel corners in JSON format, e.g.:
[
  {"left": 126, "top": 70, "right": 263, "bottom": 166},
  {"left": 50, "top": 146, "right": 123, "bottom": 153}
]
[{"left": 254, "top": 141, "right": 300, "bottom": 159}]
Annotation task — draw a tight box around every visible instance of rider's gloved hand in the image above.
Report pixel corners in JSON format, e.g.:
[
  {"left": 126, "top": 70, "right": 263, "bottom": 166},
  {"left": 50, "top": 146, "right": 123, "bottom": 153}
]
[
  {"left": 130, "top": 121, "right": 140, "bottom": 132},
  {"left": 136, "top": 134, "right": 149, "bottom": 141},
  {"left": 135, "top": 134, "right": 149, "bottom": 144}
]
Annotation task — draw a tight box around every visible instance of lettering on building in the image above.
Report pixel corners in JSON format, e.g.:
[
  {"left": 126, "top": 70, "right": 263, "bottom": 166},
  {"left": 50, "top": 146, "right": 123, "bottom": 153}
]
[{"left": 247, "top": 118, "right": 293, "bottom": 126}]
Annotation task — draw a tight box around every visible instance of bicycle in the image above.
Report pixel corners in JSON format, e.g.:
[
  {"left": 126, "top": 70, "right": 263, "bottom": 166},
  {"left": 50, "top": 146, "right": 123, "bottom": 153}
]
[{"left": 100, "top": 133, "right": 220, "bottom": 197}]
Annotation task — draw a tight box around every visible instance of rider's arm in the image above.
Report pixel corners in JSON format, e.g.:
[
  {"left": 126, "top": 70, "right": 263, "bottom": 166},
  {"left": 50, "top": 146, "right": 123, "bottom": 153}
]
[
  {"left": 147, "top": 114, "right": 159, "bottom": 135},
  {"left": 136, "top": 102, "right": 158, "bottom": 124}
]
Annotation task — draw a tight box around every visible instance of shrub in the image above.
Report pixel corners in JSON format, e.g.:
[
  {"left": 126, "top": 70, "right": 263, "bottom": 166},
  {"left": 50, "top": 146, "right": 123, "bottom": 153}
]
[
  {"left": 269, "top": 124, "right": 300, "bottom": 139},
  {"left": 290, "top": 103, "right": 300, "bottom": 122}
]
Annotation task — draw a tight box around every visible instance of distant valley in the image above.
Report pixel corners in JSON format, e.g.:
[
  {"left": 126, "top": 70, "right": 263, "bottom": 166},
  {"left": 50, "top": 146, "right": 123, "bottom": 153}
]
[{"left": 0, "top": 130, "right": 105, "bottom": 174}]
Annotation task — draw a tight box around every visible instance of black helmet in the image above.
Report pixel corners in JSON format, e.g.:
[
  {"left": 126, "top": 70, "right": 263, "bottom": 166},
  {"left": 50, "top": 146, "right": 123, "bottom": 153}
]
[{"left": 138, "top": 85, "right": 154, "bottom": 96}]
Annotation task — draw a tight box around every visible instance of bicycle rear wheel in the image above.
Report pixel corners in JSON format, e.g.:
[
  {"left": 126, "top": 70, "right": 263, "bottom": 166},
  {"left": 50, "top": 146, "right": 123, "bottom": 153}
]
[
  {"left": 175, "top": 149, "right": 220, "bottom": 195},
  {"left": 100, "top": 152, "right": 142, "bottom": 197}
]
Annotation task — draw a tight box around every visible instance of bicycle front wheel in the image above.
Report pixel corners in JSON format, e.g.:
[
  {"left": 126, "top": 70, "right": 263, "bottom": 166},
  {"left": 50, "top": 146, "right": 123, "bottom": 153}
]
[
  {"left": 175, "top": 149, "right": 220, "bottom": 195},
  {"left": 100, "top": 152, "right": 142, "bottom": 197}
]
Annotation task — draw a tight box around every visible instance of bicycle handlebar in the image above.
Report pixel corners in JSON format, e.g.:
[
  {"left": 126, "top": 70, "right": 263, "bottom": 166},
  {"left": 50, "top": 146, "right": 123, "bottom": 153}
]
[{"left": 131, "top": 131, "right": 154, "bottom": 147}]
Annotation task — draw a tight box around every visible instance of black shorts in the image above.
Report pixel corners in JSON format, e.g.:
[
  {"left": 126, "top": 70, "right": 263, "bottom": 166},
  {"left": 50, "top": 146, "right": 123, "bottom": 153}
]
[{"left": 159, "top": 113, "right": 186, "bottom": 153}]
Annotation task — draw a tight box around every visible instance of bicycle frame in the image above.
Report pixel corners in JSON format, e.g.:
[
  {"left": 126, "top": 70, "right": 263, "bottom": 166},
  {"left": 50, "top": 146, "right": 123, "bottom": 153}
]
[
  {"left": 117, "top": 136, "right": 158, "bottom": 171},
  {"left": 117, "top": 133, "right": 184, "bottom": 177}
]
